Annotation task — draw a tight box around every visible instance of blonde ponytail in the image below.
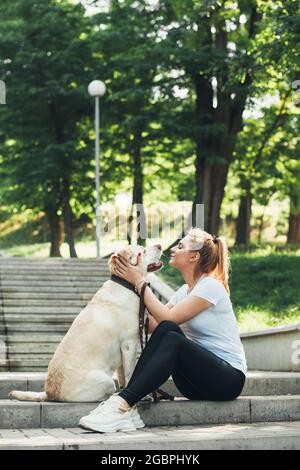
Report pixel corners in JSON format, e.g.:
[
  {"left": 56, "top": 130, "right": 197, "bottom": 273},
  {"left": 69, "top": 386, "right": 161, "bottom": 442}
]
[{"left": 213, "top": 236, "right": 231, "bottom": 294}]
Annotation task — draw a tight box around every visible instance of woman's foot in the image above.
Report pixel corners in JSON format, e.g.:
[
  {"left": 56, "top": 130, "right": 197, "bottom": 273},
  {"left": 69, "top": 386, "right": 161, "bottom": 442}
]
[{"left": 79, "top": 395, "right": 145, "bottom": 433}]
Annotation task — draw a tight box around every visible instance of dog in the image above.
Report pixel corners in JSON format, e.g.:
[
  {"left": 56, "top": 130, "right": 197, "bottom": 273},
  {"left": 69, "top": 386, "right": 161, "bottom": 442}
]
[{"left": 9, "top": 244, "right": 163, "bottom": 402}]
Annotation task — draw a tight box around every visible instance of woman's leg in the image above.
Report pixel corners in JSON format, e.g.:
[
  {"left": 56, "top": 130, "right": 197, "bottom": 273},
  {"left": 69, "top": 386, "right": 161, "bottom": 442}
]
[
  {"left": 123, "top": 320, "right": 185, "bottom": 387},
  {"left": 119, "top": 321, "right": 190, "bottom": 406},
  {"left": 119, "top": 320, "right": 245, "bottom": 407},
  {"left": 172, "top": 345, "right": 246, "bottom": 401}
]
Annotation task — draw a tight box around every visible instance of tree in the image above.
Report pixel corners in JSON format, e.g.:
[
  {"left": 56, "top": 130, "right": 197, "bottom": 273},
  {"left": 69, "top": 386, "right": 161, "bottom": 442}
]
[
  {"left": 234, "top": 89, "right": 291, "bottom": 248},
  {"left": 90, "top": 0, "right": 189, "bottom": 245},
  {"left": 158, "top": 0, "right": 263, "bottom": 234},
  {"left": 234, "top": 0, "right": 300, "bottom": 247},
  {"left": 0, "top": 0, "right": 97, "bottom": 256}
]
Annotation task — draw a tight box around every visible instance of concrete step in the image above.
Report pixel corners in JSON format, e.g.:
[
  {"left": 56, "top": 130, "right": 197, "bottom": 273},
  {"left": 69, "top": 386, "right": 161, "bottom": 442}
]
[
  {"left": 0, "top": 270, "right": 108, "bottom": 276},
  {"left": 7, "top": 356, "right": 55, "bottom": 363},
  {"left": 0, "top": 372, "right": 47, "bottom": 397},
  {"left": 7, "top": 344, "right": 57, "bottom": 354},
  {"left": 0, "top": 325, "right": 72, "bottom": 334},
  {"left": 1, "top": 274, "right": 108, "bottom": 281},
  {"left": 5, "top": 356, "right": 55, "bottom": 363},
  {"left": 5, "top": 318, "right": 78, "bottom": 329},
  {"left": 2, "top": 306, "right": 81, "bottom": 314},
  {"left": 5, "top": 340, "right": 74, "bottom": 349},
  {"left": 0, "top": 265, "right": 109, "bottom": 271},
  {"left": 163, "top": 371, "right": 300, "bottom": 398},
  {"left": 0, "top": 422, "right": 299, "bottom": 450},
  {"left": 0, "top": 272, "right": 108, "bottom": 279},
  {"left": 1, "top": 371, "right": 300, "bottom": 399},
  {"left": 0, "top": 268, "right": 109, "bottom": 274},
  {"left": 0, "top": 263, "right": 108, "bottom": 268},
  {"left": 1, "top": 274, "right": 108, "bottom": 285},
  {"left": 0, "top": 280, "right": 103, "bottom": 287},
  {"left": 1, "top": 395, "right": 300, "bottom": 429},
  {"left": 0, "top": 266, "right": 108, "bottom": 272},
  {"left": 1, "top": 293, "right": 92, "bottom": 301},
  {"left": 1, "top": 359, "right": 53, "bottom": 370},
  {"left": 2, "top": 299, "right": 88, "bottom": 307},
  {"left": 1, "top": 335, "right": 64, "bottom": 343},
  {"left": 0, "top": 259, "right": 111, "bottom": 372},
  {"left": 0, "top": 287, "right": 98, "bottom": 294},
  {"left": 0, "top": 259, "right": 108, "bottom": 265}
]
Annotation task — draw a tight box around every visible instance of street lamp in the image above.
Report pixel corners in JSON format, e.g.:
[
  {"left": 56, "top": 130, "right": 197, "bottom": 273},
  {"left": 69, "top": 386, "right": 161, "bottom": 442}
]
[{"left": 88, "top": 80, "right": 106, "bottom": 258}]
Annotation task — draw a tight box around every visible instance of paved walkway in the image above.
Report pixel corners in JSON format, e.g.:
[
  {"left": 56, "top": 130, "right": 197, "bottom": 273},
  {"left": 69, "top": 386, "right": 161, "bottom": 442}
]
[{"left": 0, "top": 422, "right": 300, "bottom": 450}]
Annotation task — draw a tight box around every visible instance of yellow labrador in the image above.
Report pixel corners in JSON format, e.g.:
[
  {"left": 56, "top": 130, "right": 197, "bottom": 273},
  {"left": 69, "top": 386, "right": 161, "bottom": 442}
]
[{"left": 9, "top": 245, "right": 163, "bottom": 402}]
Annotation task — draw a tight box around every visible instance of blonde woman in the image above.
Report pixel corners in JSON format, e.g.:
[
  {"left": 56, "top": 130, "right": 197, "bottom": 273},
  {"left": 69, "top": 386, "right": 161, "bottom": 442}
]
[{"left": 79, "top": 228, "right": 247, "bottom": 433}]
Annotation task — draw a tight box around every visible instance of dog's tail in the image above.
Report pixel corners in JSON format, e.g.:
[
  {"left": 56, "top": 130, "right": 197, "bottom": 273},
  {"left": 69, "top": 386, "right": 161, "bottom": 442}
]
[{"left": 8, "top": 390, "right": 47, "bottom": 402}]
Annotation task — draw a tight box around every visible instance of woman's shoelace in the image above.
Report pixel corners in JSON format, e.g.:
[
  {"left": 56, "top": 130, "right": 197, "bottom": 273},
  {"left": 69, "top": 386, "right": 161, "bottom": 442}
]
[{"left": 89, "top": 397, "right": 130, "bottom": 415}]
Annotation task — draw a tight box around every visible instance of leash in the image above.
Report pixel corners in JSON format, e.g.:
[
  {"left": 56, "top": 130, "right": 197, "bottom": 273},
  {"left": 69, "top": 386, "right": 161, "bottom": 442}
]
[{"left": 110, "top": 275, "right": 174, "bottom": 403}]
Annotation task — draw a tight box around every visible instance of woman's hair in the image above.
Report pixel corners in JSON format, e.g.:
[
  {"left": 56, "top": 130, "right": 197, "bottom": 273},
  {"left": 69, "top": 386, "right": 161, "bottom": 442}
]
[{"left": 186, "top": 227, "right": 231, "bottom": 293}]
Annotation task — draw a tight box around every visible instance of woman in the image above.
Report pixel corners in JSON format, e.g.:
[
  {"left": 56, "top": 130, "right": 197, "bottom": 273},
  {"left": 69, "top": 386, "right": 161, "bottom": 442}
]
[{"left": 79, "top": 227, "right": 247, "bottom": 433}]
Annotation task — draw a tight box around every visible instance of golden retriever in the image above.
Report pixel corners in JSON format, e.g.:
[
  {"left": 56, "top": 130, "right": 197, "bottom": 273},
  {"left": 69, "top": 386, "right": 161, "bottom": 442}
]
[{"left": 9, "top": 245, "right": 162, "bottom": 402}]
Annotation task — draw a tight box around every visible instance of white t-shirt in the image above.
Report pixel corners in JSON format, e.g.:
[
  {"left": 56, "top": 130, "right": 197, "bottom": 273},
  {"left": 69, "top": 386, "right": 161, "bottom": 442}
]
[{"left": 169, "top": 276, "right": 247, "bottom": 375}]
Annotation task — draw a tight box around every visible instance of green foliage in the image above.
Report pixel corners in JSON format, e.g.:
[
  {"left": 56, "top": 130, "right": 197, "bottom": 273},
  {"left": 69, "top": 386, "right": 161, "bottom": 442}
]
[
  {"left": 0, "top": 0, "right": 299, "bottom": 251},
  {"left": 159, "top": 247, "right": 300, "bottom": 331},
  {"left": 0, "top": 0, "right": 99, "bottom": 222}
]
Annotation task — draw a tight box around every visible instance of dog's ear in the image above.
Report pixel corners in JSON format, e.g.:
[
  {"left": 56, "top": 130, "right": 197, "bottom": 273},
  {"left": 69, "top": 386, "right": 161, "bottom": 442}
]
[
  {"left": 108, "top": 248, "right": 133, "bottom": 273},
  {"left": 117, "top": 248, "right": 133, "bottom": 261}
]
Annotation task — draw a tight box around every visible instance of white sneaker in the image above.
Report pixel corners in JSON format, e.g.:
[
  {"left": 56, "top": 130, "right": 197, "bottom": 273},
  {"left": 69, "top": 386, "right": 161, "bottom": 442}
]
[
  {"left": 79, "top": 395, "right": 141, "bottom": 433},
  {"left": 88, "top": 393, "right": 145, "bottom": 429},
  {"left": 130, "top": 405, "right": 145, "bottom": 429}
]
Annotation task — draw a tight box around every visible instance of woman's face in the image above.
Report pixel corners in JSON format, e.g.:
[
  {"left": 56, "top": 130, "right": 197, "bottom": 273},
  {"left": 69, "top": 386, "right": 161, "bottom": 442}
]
[{"left": 169, "top": 237, "right": 198, "bottom": 270}]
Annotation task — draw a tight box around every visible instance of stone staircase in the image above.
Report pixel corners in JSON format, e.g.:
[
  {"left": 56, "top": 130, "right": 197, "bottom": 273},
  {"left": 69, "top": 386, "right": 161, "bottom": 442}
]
[
  {"left": 0, "top": 257, "right": 110, "bottom": 371},
  {"left": 0, "top": 257, "right": 299, "bottom": 449},
  {"left": 0, "top": 371, "right": 299, "bottom": 449}
]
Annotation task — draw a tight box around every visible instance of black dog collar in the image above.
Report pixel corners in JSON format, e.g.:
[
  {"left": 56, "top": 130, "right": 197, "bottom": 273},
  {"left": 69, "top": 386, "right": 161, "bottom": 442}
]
[{"left": 110, "top": 274, "right": 139, "bottom": 296}]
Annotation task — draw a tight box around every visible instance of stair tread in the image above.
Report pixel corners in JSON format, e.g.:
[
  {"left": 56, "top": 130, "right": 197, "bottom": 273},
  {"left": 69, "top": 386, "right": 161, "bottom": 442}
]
[
  {"left": 1, "top": 395, "right": 300, "bottom": 403},
  {"left": 0, "top": 371, "right": 300, "bottom": 397},
  {"left": 0, "top": 395, "right": 299, "bottom": 430},
  {"left": 0, "top": 370, "right": 299, "bottom": 379},
  {"left": 0, "top": 422, "right": 299, "bottom": 450}
]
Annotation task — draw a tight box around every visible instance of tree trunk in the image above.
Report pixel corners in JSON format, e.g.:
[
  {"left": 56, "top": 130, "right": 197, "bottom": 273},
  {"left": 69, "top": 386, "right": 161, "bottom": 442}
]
[
  {"left": 191, "top": 6, "right": 260, "bottom": 236},
  {"left": 127, "top": 131, "right": 146, "bottom": 246},
  {"left": 287, "top": 191, "right": 300, "bottom": 244},
  {"left": 46, "top": 206, "right": 63, "bottom": 257},
  {"left": 192, "top": 73, "right": 214, "bottom": 231},
  {"left": 209, "top": 163, "right": 230, "bottom": 234},
  {"left": 235, "top": 177, "right": 252, "bottom": 249},
  {"left": 48, "top": 100, "right": 77, "bottom": 257},
  {"left": 287, "top": 213, "right": 300, "bottom": 244},
  {"left": 192, "top": 70, "right": 248, "bottom": 234},
  {"left": 62, "top": 177, "right": 77, "bottom": 258}
]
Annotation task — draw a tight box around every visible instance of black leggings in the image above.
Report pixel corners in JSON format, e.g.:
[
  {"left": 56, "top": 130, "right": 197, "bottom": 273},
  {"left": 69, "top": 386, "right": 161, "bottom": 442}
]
[{"left": 119, "top": 320, "right": 246, "bottom": 407}]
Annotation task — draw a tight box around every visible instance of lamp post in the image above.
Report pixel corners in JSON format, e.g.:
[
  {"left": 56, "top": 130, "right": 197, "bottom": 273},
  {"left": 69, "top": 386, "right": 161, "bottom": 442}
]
[{"left": 88, "top": 80, "right": 106, "bottom": 258}]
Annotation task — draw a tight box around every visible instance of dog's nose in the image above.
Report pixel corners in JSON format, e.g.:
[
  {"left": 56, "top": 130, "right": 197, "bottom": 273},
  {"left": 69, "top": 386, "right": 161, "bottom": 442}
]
[{"left": 155, "top": 244, "right": 162, "bottom": 251}]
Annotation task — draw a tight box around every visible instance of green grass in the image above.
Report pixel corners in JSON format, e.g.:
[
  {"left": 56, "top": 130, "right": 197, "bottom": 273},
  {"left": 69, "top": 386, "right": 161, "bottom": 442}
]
[{"left": 158, "top": 248, "right": 300, "bottom": 333}]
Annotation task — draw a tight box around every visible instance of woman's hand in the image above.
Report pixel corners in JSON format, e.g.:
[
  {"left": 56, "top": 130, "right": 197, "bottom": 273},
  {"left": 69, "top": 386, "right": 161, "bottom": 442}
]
[{"left": 113, "top": 253, "right": 145, "bottom": 286}]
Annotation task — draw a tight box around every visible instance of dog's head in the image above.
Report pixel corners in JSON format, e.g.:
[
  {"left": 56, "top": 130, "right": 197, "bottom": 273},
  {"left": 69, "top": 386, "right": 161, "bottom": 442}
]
[{"left": 108, "top": 244, "right": 163, "bottom": 277}]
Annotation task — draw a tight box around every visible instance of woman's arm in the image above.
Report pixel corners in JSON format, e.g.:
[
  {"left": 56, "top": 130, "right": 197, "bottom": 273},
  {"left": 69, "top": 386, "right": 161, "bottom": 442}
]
[
  {"left": 142, "top": 285, "right": 212, "bottom": 325},
  {"left": 113, "top": 254, "right": 213, "bottom": 325},
  {"left": 147, "top": 303, "right": 174, "bottom": 333},
  {"left": 147, "top": 313, "right": 159, "bottom": 333}
]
